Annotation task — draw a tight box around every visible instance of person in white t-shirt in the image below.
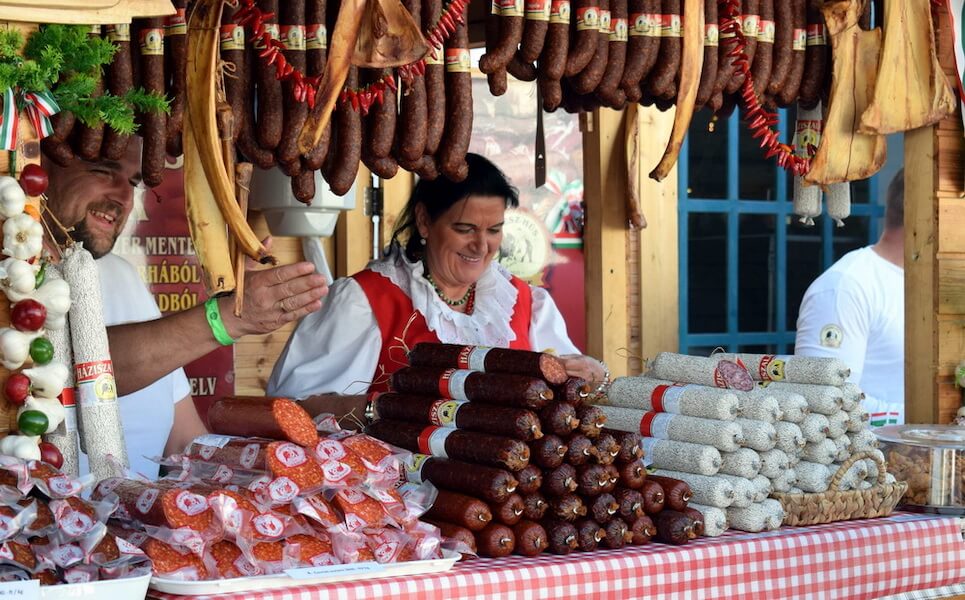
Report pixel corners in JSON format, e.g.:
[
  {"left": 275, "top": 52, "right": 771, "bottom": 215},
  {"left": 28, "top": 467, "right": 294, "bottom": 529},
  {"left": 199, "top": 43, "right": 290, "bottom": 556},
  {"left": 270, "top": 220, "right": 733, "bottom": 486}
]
[
  {"left": 41, "top": 140, "right": 329, "bottom": 477},
  {"left": 795, "top": 170, "right": 904, "bottom": 426}
]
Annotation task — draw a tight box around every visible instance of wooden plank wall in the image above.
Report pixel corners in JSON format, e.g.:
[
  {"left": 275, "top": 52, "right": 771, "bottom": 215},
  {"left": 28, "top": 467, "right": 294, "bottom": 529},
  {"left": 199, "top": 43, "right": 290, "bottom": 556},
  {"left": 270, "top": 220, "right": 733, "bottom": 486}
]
[{"left": 905, "top": 6, "right": 965, "bottom": 424}]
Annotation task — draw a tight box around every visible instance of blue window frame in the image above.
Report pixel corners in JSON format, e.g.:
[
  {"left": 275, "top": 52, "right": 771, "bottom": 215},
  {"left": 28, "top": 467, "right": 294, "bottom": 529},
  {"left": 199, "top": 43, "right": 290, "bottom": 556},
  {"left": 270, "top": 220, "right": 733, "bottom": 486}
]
[{"left": 677, "top": 109, "right": 887, "bottom": 356}]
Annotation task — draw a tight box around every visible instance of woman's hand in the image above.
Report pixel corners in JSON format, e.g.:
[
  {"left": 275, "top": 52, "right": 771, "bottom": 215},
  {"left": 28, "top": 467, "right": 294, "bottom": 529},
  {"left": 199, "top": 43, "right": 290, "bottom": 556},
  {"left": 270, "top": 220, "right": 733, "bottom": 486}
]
[{"left": 558, "top": 354, "right": 609, "bottom": 390}]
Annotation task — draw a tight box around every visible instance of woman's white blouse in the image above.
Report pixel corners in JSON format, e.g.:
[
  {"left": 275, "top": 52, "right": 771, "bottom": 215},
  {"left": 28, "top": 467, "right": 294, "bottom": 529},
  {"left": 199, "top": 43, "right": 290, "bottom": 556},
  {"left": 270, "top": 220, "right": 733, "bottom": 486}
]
[{"left": 267, "top": 250, "right": 580, "bottom": 399}]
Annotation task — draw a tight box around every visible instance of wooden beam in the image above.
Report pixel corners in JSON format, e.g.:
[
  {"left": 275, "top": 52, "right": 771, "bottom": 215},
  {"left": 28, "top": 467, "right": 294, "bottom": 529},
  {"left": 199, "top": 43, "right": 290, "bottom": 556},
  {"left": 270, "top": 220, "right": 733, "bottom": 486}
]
[
  {"left": 583, "top": 108, "right": 630, "bottom": 377},
  {"left": 381, "top": 169, "right": 415, "bottom": 250},
  {"left": 904, "top": 126, "right": 939, "bottom": 424}
]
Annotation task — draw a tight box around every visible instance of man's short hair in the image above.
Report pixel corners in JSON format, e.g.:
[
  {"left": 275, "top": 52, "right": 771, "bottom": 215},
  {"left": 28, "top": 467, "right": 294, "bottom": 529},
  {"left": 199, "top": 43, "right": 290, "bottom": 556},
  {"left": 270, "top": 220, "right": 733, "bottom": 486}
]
[{"left": 885, "top": 169, "right": 904, "bottom": 230}]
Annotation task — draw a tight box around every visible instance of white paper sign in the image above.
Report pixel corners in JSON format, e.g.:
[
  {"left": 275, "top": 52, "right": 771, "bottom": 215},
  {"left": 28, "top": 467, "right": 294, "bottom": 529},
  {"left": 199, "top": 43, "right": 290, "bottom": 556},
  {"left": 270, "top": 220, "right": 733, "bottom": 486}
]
[
  {"left": 0, "top": 580, "right": 39, "bottom": 600},
  {"left": 285, "top": 561, "right": 385, "bottom": 580}
]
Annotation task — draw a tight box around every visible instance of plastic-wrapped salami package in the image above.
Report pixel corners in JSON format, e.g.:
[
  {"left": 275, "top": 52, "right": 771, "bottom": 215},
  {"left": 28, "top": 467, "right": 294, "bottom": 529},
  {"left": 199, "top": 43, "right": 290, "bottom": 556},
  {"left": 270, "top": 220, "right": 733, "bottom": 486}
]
[
  {"left": 142, "top": 538, "right": 208, "bottom": 580},
  {"left": 364, "top": 527, "right": 411, "bottom": 564},
  {"left": 311, "top": 437, "right": 371, "bottom": 488},
  {"left": 0, "top": 538, "right": 38, "bottom": 572},
  {"left": 397, "top": 520, "right": 444, "bottom": 561},
  {"left": 292, "top": 494, "right": 343, "bottom": 529},
  {"left": 235, "top": 537, "right": 298, "bottom": 575},
  {"left": 286, "top": 532, "right": 339, "bottom": 567},
  {"left": 366, "top": 487, "right": 408, "bottom": 524},
  {"left": 63, "top": 563, "right": 100, "bottom": 583},
  {"left": 0, "top": 459, "right": 32, "bottom": 498},
  {"left": 264, "top": 441, "right": 326, "bottom": 495},
  {"left": 0, "top": 566, "right": 30, "bottom": 581},
  {"left": 332, "top": 431, "right": 407, "bottom": 485},
  {"left": 49, "top": 495, "right": 117, "bottom": 543},
  {"left": 0, "top": 503, "right": 38, "bottom": 543},
  {"left": 234, "top": 508, "right": 313, "bottom": 546},
  {"left": 333, "top": 487, "right": 398, "bottom": 532},
  {"left": 396, "top": 481, "right": 439, "bottom": 525},
  {"left": 88, "top": 531, "right": 148, "bottom": 569},
  {"left": 19, "top": 498, "right": 55, "bottom": 538},
  {"left": 26, "top": 460, "right": 93, "bottom": 499},
  {"left": 183, "top": 437, "right": 274, "bottom": 472},
  {"left": 329, "top": 524, "right": 373, "bottom": 564},
  {"left": 205, "top": 540, "right": 263, "bottom": 578},
  {"left": 205, "top": 488, "right": 262, "bottom": 540}
]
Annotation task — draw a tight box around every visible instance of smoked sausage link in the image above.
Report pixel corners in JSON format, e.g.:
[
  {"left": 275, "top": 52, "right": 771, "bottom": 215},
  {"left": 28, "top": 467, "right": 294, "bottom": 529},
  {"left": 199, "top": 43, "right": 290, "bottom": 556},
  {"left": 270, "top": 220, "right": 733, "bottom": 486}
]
[
  {"left": 408, "top": 343, "right": 568, "bottom": 384},
  {"left": 406, "top": 455, "right": 519, "bottom": 504},
  {"left": 424, "top": 489, "right": 493, "bottom": 531},
  {"left": 373, "top": 392, "right": 543, "bottom": 441},
  {"left": 207, "top": 396, "right": 320, "bottom": 447},
  {"left": 391, "top": 367, "right": 553, "bottom": 409}
]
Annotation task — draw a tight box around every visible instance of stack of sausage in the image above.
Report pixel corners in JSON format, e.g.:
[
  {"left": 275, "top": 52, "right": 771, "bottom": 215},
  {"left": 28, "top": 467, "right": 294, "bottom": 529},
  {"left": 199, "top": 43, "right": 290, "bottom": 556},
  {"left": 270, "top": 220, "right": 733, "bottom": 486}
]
[
  {"left": 91, "top": 397, "right": 445, "bottom": 580},
  {"left": 0, "top": 459, "right": 152, "bottom": 585},
  {"left": 364, "top": 342, "right": 704, "bottom": 556}
]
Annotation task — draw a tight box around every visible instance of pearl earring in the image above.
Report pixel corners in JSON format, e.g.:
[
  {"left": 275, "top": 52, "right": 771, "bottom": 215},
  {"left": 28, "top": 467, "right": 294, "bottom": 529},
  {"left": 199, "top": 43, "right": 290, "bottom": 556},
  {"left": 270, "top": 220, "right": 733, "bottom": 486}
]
[{"left": 420, "top": 237, "right": 426, "bottom": 246}]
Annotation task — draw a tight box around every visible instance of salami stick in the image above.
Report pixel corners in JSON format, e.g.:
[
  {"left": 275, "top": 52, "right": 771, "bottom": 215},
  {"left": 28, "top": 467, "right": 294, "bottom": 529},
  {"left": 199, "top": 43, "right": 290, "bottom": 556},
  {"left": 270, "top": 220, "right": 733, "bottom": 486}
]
[
  {"left": 750, "top": 0, "right": 774, "bottom": 98},
  {"left": 137, "top": 20, "right": 167, "bottom": 187},
  {"left": 506, "top": 56, "right": 538, "bottom": 81},
  {"left": 646, "top": 474, "right": 693, "bottom": 511},
  {"left": 98, "top": 479, "right": 214, "bottom": 532},
  {"left": 621, "top": 0, "right": 660, "bottom": 102},
  {"left": 549, "top": 493, "right": 586, "bottom": 521},
  {"left": 276, "top": 0, "right": 310, "bottom": 170},
  {"left": 725, "top": 0, "right": 759, "bottom": 94},
  {"left": 766, "top": 0, "right": 793, "bottom": 96},
  {"left": 321, "top": 66, "right": 362, "bottom": 195},
  {"left": 571, "top": 0, "right": 610, "bottom": 94},
  {"left": 776, "top": 0, "right": 806, "bottom": 106},
  {"left": 603, "top": 517, "right": 632, "bottom": 549},
  {"left": 709, "top": 3, "right": 739, "bottom": 111},
  {"left": 423, "top": 518, "right": 477, "bottom": 553},
  {"left": 219, "top": 10, "right": 246, "bottom": 146},
  {"left": 74, "top": 26, "right": 106, "bottom": 161},
  {"left": 593, "top": 431, "right": 621, "bottom": 465},
  {"left": 519, "top": 0, "right": 550, "bottom": 62},
  {"left": 539, "top": 402, "right": 579, "bottom": 436},
  {"left": 479, "top": 0, "right": 524, "bottom": 74},
  {"left": 43, "top": 267, "right": 79, "bottom": 476},
  {"left": 575, "top": 518, "right": 606, "bottom": 551},
  {"left": 516, "top": 464, "right": 543, "bottom": 494},
  {"left": 564, "top": 0, "right": 600, "bottom": 76},
  {"left": 491, "top": 493, "right": 525, "bottom": 525},
  {"left": 552, "top": 378, "right": 591, "bottom": 406},
  {"left": 484, "top": 1, "right": 510, "bottom": 95},
  {"left": 254, "top": 0, "right": 284, "bottom": 150},
  {"left": 796, "top": 0, "right": 826, "bottom": 109},
  {"left": 437, "top": 5, "right": 472, "bottom": 182},
  {"left": 362, "top": 69, "right": 397, "bottom": 159},
  {"left": 575, "top": 404, "right": 605, "bottom": 438},
  {"left": 424, "top": 489, "right": 493, "bottom": 531},
  {"left": 408, "top": 343, "right": 568, "bottom": 384},
  {"left": 103, "top": 24, "right": 135, "bottom": 160},
  {"left": 423, "top": 0, "right": 445, "bottom": 156},
  {"left": 404, "top": 454, "right": 518, "bottom": 503},
  {"left": 522, "top": 492, "right": 548, "bottom": 520},
  {"left": 537, "top": 0, "right": 571, "bottom": 110},
  {"left": 596, "top": 0, "right": 628, "bottom": 107},
  {"left": 365, "top": 420, "right": 531, "bottom": 471},
  {"left": 390, "top": 367, "right": 553, "bottom": 409},
  {"left": 619, "top": 457, "right": 648, "bottom": 488},
  {"left": 542, "top": 464, "right": 578, "bottom": 496},
  {"left": 475, "top": 523, "right": 515, "bottom": 557},
  {"left": 395, "top": 0, "right": 427, "bottom": 165},
  {"left": 529, "top": 435, "right": 567, "bottom": 469},
  {"left": 694, "top": 0, "right": 719, "bottom": 108},
  {"left": 301, "top": 0, "right": 331, "bottom": 170},
  {"left": 565, "top": 433, "right": 598, "bottom": 465},
  {"left": 512, "top": 519, "right": 548, "bottom": 556},
  {"left": 372, "top": 393, "right": 543, "bottom": 441},
  {"left": 236, "top": 37, "right": 276, "bottom": 168},
  {"left": 602, "top": 429, "right": 644, "bottom": 463},
  {"left": 164, "top": 1, "right": 188, "bottom": 157},
  {"left": 64, "top": 247, "right": 128, "bottom": 478},
  {"left": 629, "top": 514, "right": 656, "bottom": 543},
  {"left": 645, "top": 0, "right": 682, "bottom": 100},
  {"left": 543, "top": 518, "right": 578, "bottom": 554},
  {"left": 206, "top": 397, "right": 319, "bottom": 446}
]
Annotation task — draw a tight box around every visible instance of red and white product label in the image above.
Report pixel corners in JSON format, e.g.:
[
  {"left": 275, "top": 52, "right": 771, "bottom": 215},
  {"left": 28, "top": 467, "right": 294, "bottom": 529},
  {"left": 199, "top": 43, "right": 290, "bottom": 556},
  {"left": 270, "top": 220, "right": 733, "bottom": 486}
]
[
  {"left": 444, "top": 49, "right": 471, "bottom": 73},
  {"left": 49, "top": 475, "right": 80, "bottom": 497},
  {"left": 497, "top": 0, "right": 525, "bottom": 17},
  {"left": 268, "top": 477, "right": 300, "bottom": 503},
  {"left": 457, "top": 346, "right": 492, "bottom": 371},
  {"left": 315, "top": 439, "right": 347, "bottom": 461},
  {"left": 212, "top": 465, "right": 235, "bottom": 484},
  {"left": 273, "top": 443, "right": 308, "bottom": 469},
  {"left": 741, "top": 14, "right": 760, "bottom": 37},
  {"left": 51, "top": 544, "right": 84, "bottom": 568},
  {"left": 220, "top": 24, "right": 245, "bottom": 51},
  {"left": 235, "top": 555, "right": 261, "bottom": 576},
  {"left": 757, "top": 355, "right": 792, "bottom": 382},
  {"left": 253, "top": 514, "right": 285, "bottom": 538},
  {"left": 0, "top": 543, "right": 11, "bottom": 559},
  {"left": 198, "top": 445, "right": 217, "bottom": 461},
  {"left": 75, "top": 360, "right": 117, "bottom": 407},
  {"left": 280, "top": 25, "right": 306, "bottom": 51},
  {"left": 404, "top": 454, "right": 430, "bottom": 484},
  {"left": 416, "top": 426, "right": 454, "bottom": 458},
  {"left": 549, "top": 0, "right": 571, "bottom": 24},
  {"left": 629, "top": 13, "right": 659, "bottom": 36},
  {"left": 240, "top": 443, "right": 261, "bottom": 469},
  {"left": 792, "top": 28, "right": 807, "bottom": 51},
  {"left": 58, "top": 510, "right": 94, "bottom": 537},
  {"left": 428, "top": 399, "right": 467, "bottom": 427},
  {"left": 0, "top": 515, "right": 11, "bottom": 538},
  {"left": 525, "top": 0, "right": 552, "bottom": 20},
  {"left": 247, "top": 475, "right": 271, "bottom": 495},
  {"left": 638, "top": 411, "right": 671, "bottom": 439},
  {"left": 576, "top": 5, "right": 601, "bottom": 30},
  {"left": 115, "top": 537, "right": 143, "bottom": 556},
  {"left": 650, "top": 383, "right": 688, "bottom": 414},
  {"left": 306, "top": 24, "right": 327, "bottom": 50},
  {"left": 757, "top": 19, "right": 775, "bottom": 43},
  {"left": 322, "top": 460, "right": 353, "bottom": 483},
  {"left": 339, "top": 488, "right": 367, "bottom": 504},
  {"left": 135, "top": 488, "right": 159, "bottom": 514},
  {"left": 806, "top": 23, "right": 827, "bottom": 46},
  {"left": 175, "top": 491, "right": 208, "bottom": 517},
  {"left": 610, "top": 17, "right": 628, "bottom": 41},
  {"left": 310, "top": 553, "right": 338, "bottom": 567},
  {"left": 658, "top": 14, "right": 681, "bottom": 37},
  {"left": 704, "top": 23, "right": 719, "bottom": 46},
  {"left": 375, "top": 540, "right": 401, "bottom": 563},
  {"left": 598, "top": 9, "right": 611, "bottom": 32},
  {"left": 438, "top": 369, "right": 471, "bottom": 400}
]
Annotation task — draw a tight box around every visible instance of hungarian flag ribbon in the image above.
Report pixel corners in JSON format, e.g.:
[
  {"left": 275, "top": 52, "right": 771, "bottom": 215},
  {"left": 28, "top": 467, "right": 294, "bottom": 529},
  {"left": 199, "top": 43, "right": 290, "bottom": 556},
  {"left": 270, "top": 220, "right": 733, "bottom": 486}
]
[{"left": 0, "top": 87, "right": 60, "bottom": 151}]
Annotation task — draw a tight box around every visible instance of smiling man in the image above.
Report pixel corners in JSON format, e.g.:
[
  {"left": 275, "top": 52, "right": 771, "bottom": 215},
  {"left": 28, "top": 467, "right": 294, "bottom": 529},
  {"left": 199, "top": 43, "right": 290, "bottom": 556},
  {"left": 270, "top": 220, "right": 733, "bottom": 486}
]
[{"left": 41, "top": 141, "right": 329, "bottom": 477}]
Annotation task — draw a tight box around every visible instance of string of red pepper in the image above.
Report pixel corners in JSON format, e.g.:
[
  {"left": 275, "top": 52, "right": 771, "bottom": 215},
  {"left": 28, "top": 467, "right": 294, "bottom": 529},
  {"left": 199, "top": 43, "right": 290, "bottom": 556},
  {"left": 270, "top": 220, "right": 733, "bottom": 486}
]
[
  {"left": 719, "top": 0, "right": 810, "bottom": 176},
  {"left": 234, "top": 0, "right": 470, "bottom": 115}
]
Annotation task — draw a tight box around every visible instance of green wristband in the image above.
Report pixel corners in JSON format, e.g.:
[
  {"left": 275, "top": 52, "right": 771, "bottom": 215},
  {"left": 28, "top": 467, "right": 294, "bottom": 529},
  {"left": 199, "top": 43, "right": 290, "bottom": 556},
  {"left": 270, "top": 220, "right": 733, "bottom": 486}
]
[{"left": 204, "top": 297, "right": 235, "bottom": 346}]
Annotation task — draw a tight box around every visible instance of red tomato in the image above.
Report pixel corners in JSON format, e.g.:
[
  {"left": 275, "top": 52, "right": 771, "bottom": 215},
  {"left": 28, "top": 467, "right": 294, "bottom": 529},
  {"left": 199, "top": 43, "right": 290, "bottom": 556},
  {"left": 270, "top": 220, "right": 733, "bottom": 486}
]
[
  {"left": 18, "top": 164, "right": 48, "bottom": 197},
  {"left": 11, "top": 299, "right": 46, "bottom": 332},
  {"left": 3, "top": 373, "right": 30, "bottom": 405},
  {"left": 38, "top": 442, "right": 63, "bottom": 469}
]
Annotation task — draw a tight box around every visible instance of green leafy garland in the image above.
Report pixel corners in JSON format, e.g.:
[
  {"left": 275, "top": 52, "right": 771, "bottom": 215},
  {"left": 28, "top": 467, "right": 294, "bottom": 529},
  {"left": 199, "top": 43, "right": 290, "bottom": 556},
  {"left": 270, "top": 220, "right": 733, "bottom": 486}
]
[{"left": 0, "top": 24, "right": 168, "bottom": 135}]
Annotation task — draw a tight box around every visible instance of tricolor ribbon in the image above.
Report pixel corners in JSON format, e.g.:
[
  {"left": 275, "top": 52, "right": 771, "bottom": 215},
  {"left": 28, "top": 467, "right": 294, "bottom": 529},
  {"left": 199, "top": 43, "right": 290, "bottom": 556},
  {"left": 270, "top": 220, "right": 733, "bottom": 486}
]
[{"left": 0, "top": 87, "right": 60, "bottom": 151}]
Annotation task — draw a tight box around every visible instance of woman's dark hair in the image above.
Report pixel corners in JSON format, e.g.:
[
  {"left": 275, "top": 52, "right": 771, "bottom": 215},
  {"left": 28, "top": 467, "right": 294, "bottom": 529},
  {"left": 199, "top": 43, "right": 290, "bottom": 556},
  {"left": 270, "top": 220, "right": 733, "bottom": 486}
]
[{"left": 391, "top": 153, "right": 519, "bottom": 260}]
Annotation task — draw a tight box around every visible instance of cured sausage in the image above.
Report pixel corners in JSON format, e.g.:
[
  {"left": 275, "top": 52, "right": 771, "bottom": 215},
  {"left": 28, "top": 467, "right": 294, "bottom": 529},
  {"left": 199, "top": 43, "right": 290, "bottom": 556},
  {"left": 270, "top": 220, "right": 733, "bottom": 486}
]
[
  {"left": 750, "top": 0, "right": 774, "bottom": 98},
  {"left": 103, "top": 24, "right": 135, "bottom": 159},
  {"left": 776, "top": 0, "right": 806, "bottom": 107},
  {"left": 405, "top": 455, "right": 519, "bottom": 503},
  {"left": 725, "top": 0, "right": 760, "bottom": 94},
  {"left": 603, "top": 429, "right": 644, "bottom": 463},
  {"left": 709, "top": 2, "right": 739, "bottom": 111},
  {"left": 588, "top": 492, "right": 618, "bottom": 523},
  {"left": 629, "top": 514, "right": 656, "bottom": 544},
  {"left": 621, "top": 0, "right": 660, "bottom": 102},
  {"left": 74, "top": 26, "right": 106, "bottom": 161},
  {"left": 640, "top": 479, "right": 666, "bottom": 514},
  {"left": 680, "top": 506, "right": 705, "bottom": 536},
  {"left": 236, "top": 38, "right": 276, "bottom": 169},
  {"left": 362, "top": 69, "right": 397, "bottom": 160},
  {"left": 475, "top": 523, "right": 515, "bottom": 557},
  {"left": 539, "top": 402, "right": 579, "bottom": 437},
  {"left": 364, "top": 420, "right": 531, "bottom": 471},
  {"left": 302, "top": 0, "right": 331, "bottom": 170},
  {"left": 542, "top": 464, "right": 578, "bottom": 496},
  {"left": 519, "top": 0, "right": 551, "bottom": 62},
  {"left": 645, "top": 474, "right": 692, "bottom": 511},
  {"left": 564, "top": 0, "right": 600, "bottom": 77},
  {"left": 276, "top": 0, "right": 310, "bottom": 170},
  {"left": 423, "top": 518, "right": 477, "bottom": 553},
  {"left": 516, "top": 465, "right": 543, "bottom": 494},
  {"left": 603, "top": 517, "right": 631, "bottom": 549},
  {"left": 138, "top": 20, "right": 166, "bottom": 186},
  {"left": 538, "top": 0, "right": 571, "bottom": 110},
  {"left": 422, "top": 0, "right": 446, "bottom": 156},
  {"left": 437, "top": 5, "right": 473, "bottom": 182},
  {"left": 766, "top": 0, "right": 793, "bottom": 96},
  {"left": 491, "top": 493, "right": 525, "bottom": 526},
  {"left": 373, "top": 393, "right": 542, "bottom": 441},
  {"left": 653, "top": 509, "right": 696, "bottom": 544},
  {"left": 571, "top": 0, "right": 610, "bottom": 94},
  {"left": 645, "top": 0, "right": 682, "bottom": 100},
  {"left": 543, "top": 518, "right": 579, "bottom": 554},
  {"left": 618, "top": 457, "right": 648, "bottom": 489},
  {"left": 575, "top": 518, "right": 606, "bottom": 551},
  {"left": 391, "top": 367, "right": 553, "bottom": 409},
  {"left": 694, "top": 0, "right": 719, "bottom": 109},
  {"left": 564, "top": 433, "right": 598, "bottom": 466},
  {"left": 512, "top": 519, "right": 549, "bottom": 556},
  {"left": 615, "top": 488, "right": 645, "bottom": 520},
  {"left": 529, "top": 434, "right": 567, "bottom": 469},
  {"left": 96, "top": 479, "right": 214, "bottom": 532},
  {"left": 290, "top": 170, "right": 316, "bottom": 204},
  {"left": 596, "top": 0, "right": 629, "bottom": 107},
  {"left": 795, "top": 0, "right": 826, "bottom": 109},
  {"left": 575, "top": 404, "right": 606, "bottom": 438},
  {"left": 321, "top": 67, "right": 362, "bottom": 196},
  {"left": 218, "top": 11, "right": 246, "bottom": 146},
  {"left": 548, "top": 493, "right": 586, "bottom": 521},
  {"left": 602, "top": 464, "right": 620, "bottom": 495},
  {"left": 254, "top": 0, "right": 284, "bottom": 151},
  {"left": 395, "top": 0, "right": 427, "bottom": 165},
  {"left": 552, "top": 378, "right": 591, "bottom": 406},
  {"left": 593, "top": 431, "right": 621, "bottom": 465},
  {"left": 522, "top": 492, "right": 549, "bottom": 520},
  {"left": 164, "top": 0, "right": 187, "bottom": 157},
  {"left": 409, "top": 343, "right": 569, "bottom": 383},
  {"left": 207, "top": 397, "right": 320, "bottom": 447},
  {"left": 576, "top": 464, "right": 610, "bottom": 497},
  {"left": 424, "top": 489, "right": 492, "bottom": 531},
  {"left": 479, "top": 0, "right": 525, "bottom": 74}
]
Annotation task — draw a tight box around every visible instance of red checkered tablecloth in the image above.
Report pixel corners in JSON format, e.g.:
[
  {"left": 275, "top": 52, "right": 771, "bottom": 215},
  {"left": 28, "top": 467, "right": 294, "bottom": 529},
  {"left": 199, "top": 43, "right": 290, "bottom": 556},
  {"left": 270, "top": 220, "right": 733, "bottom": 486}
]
[{"left": 147, "top": 513, "right": 965, "bottom": 600}]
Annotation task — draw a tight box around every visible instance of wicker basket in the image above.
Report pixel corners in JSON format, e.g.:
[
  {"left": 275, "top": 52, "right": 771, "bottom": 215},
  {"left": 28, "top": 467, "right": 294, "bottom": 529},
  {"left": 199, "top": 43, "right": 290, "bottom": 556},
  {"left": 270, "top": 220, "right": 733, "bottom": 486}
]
[{"left": 772, "top": 451, "right": 908, "bottom": 526}]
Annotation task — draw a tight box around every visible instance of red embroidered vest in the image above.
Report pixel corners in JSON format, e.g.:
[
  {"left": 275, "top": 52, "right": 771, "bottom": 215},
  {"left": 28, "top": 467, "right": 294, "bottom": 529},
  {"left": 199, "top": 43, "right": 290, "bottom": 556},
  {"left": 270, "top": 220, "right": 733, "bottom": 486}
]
[{"left": 353, "top": 269, "right": 533, "bottom": 392}]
